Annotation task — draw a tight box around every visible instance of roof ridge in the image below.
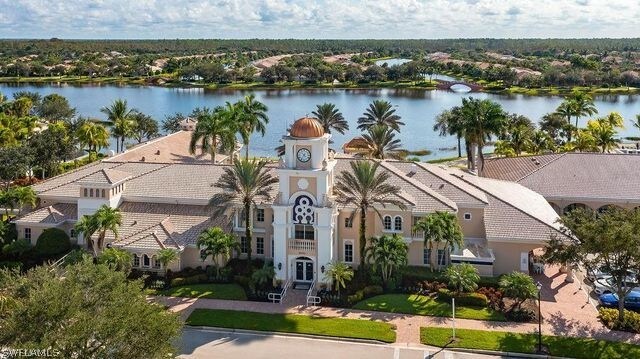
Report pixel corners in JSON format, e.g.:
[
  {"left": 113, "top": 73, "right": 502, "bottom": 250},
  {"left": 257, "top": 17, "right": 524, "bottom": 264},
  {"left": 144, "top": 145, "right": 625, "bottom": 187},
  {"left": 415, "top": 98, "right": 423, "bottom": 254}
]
[
  {"left": 515, "top": 153, "right": 567, "bottom": 182},
  {"left": 104, "top": 131, "right": 184, "bottom": 163},
  {"left": 415, "top": 162, "right": 489, "bottom": 204},
  {"left": 379, "top": 161, "right": 457, "bottom": 211},
  {"left": 36, "top": 162, "right": 120, "bottom": 194},
  {"left": 454, "top": 174, "right": 567, "bottom": 238}
]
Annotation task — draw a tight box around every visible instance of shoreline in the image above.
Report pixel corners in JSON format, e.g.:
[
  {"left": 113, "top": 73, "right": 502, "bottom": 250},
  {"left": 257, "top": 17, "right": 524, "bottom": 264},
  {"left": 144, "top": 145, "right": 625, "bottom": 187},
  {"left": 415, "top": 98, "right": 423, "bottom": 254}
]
[{"left": 1, "top": 76, "right": 638, "bottom": 97}]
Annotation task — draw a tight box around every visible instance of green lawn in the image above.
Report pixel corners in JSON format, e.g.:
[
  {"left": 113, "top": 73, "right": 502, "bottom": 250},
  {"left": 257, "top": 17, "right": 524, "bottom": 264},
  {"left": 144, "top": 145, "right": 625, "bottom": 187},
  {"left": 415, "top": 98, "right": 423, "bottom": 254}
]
[
  {"left": 161, "top": 283, "right": 247, "bottom": 300},
  {"left": 353, "top": 294, "right": 506, "bottom": 321},
  {"left": 421, "top": 327, "right": 640, "bottom": 359},
  {"left": 186, "top": 308, "right": 396, "bottom": 343}
]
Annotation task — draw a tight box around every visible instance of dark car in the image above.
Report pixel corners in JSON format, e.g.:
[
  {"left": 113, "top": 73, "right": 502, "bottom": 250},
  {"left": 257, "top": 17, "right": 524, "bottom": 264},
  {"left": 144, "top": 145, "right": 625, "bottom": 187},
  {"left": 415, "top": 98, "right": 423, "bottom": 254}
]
[{"left": 598, "top": 291, "right": 640, "bottom": 311}]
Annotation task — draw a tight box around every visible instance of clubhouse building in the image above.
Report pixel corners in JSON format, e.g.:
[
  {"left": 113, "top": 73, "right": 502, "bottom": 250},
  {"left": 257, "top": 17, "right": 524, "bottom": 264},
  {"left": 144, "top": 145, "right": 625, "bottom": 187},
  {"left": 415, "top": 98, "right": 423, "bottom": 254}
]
[{"left": 15, "top": 118, "right": 567, "bottom": 284}]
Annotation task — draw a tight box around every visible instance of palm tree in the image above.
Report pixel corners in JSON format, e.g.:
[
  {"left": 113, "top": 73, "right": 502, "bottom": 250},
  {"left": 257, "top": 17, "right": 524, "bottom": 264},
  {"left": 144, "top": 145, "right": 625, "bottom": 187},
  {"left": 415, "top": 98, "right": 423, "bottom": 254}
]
[
  {"left": 196, "top": 226, "right": 239, "bottom": 278},
  {"left": 76, "top": 121, "right": 109, "bottom": 154},
  {"left": 444, "top": 263, "right": 479, "bottom": 295},
  {"left": 499, "top": 271, "right": 538, "bottom": 311},
  {"left": 156, "top": 248, "right": 179, "bottom": 273},
  {"left": 334, "top": 161, "right": 406, "bottom": 264},
  {"left": 361, "top": 125, "right": 403, "bottom": 160},
  {"left": 357, "top": 100, "right": 404, "bottom": 132},
  {"left": 413, "top": 211, "right": 463, "bottom": 272},
  {"left": 209, "top": 159, "right": 278, "bottom": 261},
  {"left": 236, "top": 94, "right": 269, "bottom": 159},
  {"left": 100, "top": 99, "right": 136, "bottom": 153},
  {"left": 312, "top": 103, "right": 349, "bottom": 135},
  {"left": 570, "top": 130, "right": 599, "bottom": 152},
  {"left": 588, "top": 120, "right": 618, "bottom": 153},
  {"left": 505, "top": 125, "right": 533, "bottom": 156},
  {"left": 97, "top": 247, "right": 132, "bottom": 273},
  {"left": 323, "top": 261, "right": 354, "bottom": 294},
  {"left": 459, "top": 97, "right": 507, "bottom": 172},
  {"left": 189, "top": 106, "right": 236, "bottom": 163},
  {"left": 74, "top": 205, "right": 122, "bottom": 257},
  {"left": 434, "top": 108, "right": 466, "bottom": 158},
  {"left": 529, "top": 131, "right": 553, "bottom": 155},
  {"left": 568, "top": 91, "right": 598, "bottom": 128},
  {"left": 13, "top": 186, "right": 37, "bottom": 215},
  {"left": 365, "top": 234, "right": 408, "bottom": 285}
]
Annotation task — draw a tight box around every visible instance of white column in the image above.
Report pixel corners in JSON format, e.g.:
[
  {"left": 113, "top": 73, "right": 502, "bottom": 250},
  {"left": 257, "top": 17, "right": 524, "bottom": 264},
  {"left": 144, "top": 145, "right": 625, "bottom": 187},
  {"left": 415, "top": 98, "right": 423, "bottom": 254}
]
[
  {"left": 316, "top": 207, "right": 337, "bottom": 284},
  {"left": 272, "top": 205, "right": 289, "bottom": 281}
]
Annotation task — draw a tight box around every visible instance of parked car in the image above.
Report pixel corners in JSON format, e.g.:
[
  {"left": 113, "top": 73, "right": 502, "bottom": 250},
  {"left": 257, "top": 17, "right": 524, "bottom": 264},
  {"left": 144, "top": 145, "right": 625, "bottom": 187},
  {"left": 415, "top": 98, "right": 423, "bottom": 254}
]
[
  {"left": 593, "top": 276, "right": 639, "bottom": 295},
  {"left": 598, "top": 291, "right": 640, "bottom": 311},
  {"left": 586, "top": 265, "right": 637, "bottom": 283}
]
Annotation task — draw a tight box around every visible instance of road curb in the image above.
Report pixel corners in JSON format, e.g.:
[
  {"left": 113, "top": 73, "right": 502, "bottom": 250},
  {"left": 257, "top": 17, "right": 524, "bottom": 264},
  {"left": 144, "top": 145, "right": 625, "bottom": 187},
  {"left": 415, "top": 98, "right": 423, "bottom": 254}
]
[
  {"left": 185, "top": 325, "right": 390, "bottom": 345},
  {"left": 447, "top": 347, "right": 570, "bottom": 359}
]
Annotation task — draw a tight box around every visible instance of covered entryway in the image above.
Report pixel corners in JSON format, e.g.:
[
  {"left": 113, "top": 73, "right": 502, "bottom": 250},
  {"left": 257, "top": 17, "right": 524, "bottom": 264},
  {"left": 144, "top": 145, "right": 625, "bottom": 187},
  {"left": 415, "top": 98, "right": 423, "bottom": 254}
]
[{"left": 294, "top": 256, "right": 314, "bottom": 282}]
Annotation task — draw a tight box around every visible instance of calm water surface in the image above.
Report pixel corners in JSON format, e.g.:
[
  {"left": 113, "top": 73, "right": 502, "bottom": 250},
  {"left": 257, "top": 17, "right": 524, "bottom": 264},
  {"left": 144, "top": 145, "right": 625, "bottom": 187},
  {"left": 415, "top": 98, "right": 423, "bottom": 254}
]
[{"left": 1, "top": 83, "right": 639, "bottom": 159}]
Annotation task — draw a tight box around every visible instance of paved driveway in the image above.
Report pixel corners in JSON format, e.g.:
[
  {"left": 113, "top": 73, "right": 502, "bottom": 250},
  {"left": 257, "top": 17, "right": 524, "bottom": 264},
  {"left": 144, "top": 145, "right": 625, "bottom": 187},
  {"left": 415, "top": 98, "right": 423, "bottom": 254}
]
[{"left": 178, "top": 327, "right": 502, "bottom": 359}]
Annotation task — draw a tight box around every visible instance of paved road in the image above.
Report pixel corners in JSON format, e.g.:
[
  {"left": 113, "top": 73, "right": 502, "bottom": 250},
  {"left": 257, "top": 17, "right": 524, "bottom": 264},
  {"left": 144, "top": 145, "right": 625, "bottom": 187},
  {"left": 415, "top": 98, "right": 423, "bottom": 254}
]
[{"left": 178, "top": 327, "right": 503, "bottom": 359}]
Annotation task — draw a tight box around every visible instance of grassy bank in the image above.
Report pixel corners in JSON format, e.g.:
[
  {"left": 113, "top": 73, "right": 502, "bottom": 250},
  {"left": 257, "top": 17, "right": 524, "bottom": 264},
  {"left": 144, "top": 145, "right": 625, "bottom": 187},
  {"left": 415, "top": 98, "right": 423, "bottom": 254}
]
[
  {"left": 420, "top": 327, "right": 640, "bottom": 359},
  {"left": 354, "top": 294, "right": 505, "bottom": 321},
  {"left": 186, "top": 308, "right": 396, "bottom": 343}
]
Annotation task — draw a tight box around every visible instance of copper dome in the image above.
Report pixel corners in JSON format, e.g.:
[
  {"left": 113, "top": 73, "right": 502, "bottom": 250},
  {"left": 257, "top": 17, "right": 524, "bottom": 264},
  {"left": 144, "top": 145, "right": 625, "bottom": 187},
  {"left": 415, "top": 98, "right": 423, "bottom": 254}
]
[{"left": 289, "top": 117, "right": 325, "bottom": 138}]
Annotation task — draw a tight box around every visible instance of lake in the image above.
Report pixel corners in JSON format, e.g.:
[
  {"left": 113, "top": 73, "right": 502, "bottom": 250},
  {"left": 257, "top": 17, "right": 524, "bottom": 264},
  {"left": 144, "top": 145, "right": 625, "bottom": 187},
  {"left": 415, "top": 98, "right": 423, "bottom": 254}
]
[{"left": 1, "top": 83, "right": 639, "bottom": 159}]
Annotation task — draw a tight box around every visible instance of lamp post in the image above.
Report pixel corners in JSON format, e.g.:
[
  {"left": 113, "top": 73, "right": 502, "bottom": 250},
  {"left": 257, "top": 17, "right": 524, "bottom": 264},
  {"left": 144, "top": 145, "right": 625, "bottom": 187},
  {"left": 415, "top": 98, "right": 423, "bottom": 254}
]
[{"left": 536, "top": 281, "right": 543, "bottom": 353}]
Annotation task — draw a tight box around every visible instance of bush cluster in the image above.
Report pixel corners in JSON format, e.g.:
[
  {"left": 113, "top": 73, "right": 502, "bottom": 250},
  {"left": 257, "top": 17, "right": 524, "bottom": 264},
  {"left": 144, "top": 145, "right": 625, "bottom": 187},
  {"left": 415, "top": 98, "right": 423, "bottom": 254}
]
[
  {"left": 599, "top": 308, "right": 640, "bottom": 333},
  {"left": 169, "top": 274, "right": 208, "bottom": 287},
  {"left": 436, "top": 288, "right": 489, "bottom": 307},
  {"left": 477, "top": 287, "right": 504, "bottom": 311},
  {"left": 505, "top": 308, "right": 536, "bottom": 322},
  {"left": 35, "top": 228, "right": 71, "bottom": 257}
]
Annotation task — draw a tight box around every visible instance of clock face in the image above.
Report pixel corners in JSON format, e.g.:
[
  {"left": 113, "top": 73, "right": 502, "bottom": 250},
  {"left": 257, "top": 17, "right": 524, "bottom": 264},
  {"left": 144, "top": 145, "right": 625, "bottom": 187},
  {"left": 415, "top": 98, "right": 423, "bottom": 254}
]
[{"left": 297, "top": 148, "right": 311, "bottom": 163}]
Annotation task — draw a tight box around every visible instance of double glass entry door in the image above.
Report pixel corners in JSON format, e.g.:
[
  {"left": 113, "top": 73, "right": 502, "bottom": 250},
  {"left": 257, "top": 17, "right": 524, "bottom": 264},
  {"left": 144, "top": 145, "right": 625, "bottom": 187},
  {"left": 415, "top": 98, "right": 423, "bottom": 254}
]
[{"left": 295, "top": 259, "right": 314, "bottom": 282}]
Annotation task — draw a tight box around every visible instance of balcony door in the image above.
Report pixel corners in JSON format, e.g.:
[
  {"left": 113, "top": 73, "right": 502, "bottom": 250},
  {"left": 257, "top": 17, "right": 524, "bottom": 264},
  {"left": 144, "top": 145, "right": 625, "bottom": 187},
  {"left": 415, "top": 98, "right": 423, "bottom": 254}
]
[{"left": 295, "top": 257, "right": 314, "bottom": 282}]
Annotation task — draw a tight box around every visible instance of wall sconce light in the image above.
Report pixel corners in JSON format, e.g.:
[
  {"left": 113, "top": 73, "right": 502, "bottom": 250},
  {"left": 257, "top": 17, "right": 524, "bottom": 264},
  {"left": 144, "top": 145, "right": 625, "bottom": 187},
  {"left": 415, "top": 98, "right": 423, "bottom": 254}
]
[
  {"left": 278, "top": 262, "right": 282, "bottom": 271},
  {"left": 320, "top": 265, "right": 325, "bottom": 273}
]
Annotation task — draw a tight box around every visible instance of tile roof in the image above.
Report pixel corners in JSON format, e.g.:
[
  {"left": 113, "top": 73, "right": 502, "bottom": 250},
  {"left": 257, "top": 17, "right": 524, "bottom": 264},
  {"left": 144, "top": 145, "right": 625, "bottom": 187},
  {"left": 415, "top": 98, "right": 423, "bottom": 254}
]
[
  {"left": 481, "top": 153, "right": 565, "bottom": 182},
  {"left": 15, "top": 203, "right": 77, "bottom": 225},
  {"left": 482, "top": 153, "right": 640, "bottom": 202},
  {"left": 108, "top": 202, "right": 231, "bottom": 251},
  {"left": 78, "top": 168, "right": 131, "bottom": 185}
]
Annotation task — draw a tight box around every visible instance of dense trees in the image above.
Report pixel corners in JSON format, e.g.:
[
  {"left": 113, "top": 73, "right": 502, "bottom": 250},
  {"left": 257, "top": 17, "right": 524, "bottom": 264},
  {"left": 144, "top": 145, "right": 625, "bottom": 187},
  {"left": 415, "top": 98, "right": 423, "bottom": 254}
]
[
  {"left": 413, "top": 211, "right": 464, "bottom": 272},
  {"left": 74, "top": 205, "right": 122, "bottom": 257}
]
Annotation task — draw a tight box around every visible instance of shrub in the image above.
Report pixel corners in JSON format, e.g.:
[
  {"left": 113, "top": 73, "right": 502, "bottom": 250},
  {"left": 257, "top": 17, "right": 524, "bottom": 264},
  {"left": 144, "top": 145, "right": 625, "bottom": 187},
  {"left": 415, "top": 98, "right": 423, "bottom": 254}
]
[
  {"left": 499, "top": 271, "right": 538, "bottom": 311},
  {"left": 347, "top": 290, "right": 364, "bottom": 305},
  {"left": 35, "top": 228, "right": 71, "bottom": 257},
  {"left": 444, "top": 263, "right": 480, "bottom": 294},
  {"left": 234, "top": 275, "right": 251, "bottom": 288},
  {"left": 477, "top": 287, "right": 504, "bottom": 311},
  {"left": 436, "top": 288, "right": 489, "bottom": 307},
  {"left": 505, "top": 308, "right": 536, "bottom": 322},
  {"left": 363, "top": 285, "right": 384, "bottom": 297},
  {"left": 0, "top": 261, "right": 22, "bottom": 270},
  {"left": 170, "top": 277, "right": 186, "bottom": 287},
  {"left": 599, "top": 308, "right": 640, "bottom": 333}
]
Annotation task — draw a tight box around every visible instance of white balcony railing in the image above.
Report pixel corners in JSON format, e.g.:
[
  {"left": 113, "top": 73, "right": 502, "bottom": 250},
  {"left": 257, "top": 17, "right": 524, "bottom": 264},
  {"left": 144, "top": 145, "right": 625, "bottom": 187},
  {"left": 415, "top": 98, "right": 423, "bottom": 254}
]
[{"left": 287, "top": 239, "right": 315, "bottom": 252}]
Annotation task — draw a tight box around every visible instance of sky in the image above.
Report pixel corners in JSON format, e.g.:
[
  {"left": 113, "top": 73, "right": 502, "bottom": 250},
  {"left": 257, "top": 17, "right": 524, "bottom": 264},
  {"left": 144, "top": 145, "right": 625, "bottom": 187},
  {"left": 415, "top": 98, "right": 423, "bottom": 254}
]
[{"left": 0, "top": 0, "right": 639, "bottom": 39}]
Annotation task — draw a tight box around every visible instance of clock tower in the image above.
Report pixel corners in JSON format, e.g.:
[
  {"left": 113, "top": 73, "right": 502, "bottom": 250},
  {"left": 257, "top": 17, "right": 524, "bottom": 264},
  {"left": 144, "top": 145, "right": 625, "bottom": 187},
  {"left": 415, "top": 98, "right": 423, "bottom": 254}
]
[{"left": 272, "top": 117, "right": 338, "bottom": 285}]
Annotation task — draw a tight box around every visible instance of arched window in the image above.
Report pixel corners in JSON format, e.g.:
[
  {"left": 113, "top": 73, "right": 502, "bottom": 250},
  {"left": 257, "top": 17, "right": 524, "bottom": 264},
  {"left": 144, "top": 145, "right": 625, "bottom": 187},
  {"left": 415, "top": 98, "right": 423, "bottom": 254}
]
[
  {"left": 394, "top": 216, "right": 402, "bottom": 231},
  {"left": 293, "top": 195, "right": 314, "bottom": 224},
  {"left": 152, "top": 255, "right": 161, "bottom": 269},
  {"left": 142, "top": 254, "right": 150, "bottom": 268},
  {"left": 132, "top": 254, "right": 140, "bottom": 267},
  {"left": 597, "top": 204, "right": 620, "bottom": 215},
  {"left": 383, "top": 216, "right": 392, "bottom": 230},
  {"left": 563, "top": 203, "right": 587, "bottom": 215}
]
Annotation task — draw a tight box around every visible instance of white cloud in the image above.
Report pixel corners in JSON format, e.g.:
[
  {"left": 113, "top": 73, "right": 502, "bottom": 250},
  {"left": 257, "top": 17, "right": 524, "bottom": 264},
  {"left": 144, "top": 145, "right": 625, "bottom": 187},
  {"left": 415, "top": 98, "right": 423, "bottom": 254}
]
[{"left": 0, "top": 0, "right": 637, "bottom": 39}]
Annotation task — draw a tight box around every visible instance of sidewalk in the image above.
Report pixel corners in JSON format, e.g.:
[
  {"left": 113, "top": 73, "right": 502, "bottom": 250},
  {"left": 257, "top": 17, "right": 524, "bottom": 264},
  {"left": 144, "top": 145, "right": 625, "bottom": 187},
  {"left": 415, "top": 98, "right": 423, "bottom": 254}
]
[{"left": 155, "top": 266, "right": 640, "bottom": 346}]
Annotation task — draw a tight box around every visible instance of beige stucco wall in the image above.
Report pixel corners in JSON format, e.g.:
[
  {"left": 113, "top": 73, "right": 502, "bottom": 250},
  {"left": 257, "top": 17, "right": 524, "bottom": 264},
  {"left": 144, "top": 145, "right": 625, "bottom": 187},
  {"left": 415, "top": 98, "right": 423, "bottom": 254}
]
[
  {"left": 457, "top": 207, "right": 486, "bottom": 238},
  {"left": 289, "top": 176, "right": 318, "bottom": 199},
  {"left": 489, "top": 241, "right": 543, "bottom": 275}
]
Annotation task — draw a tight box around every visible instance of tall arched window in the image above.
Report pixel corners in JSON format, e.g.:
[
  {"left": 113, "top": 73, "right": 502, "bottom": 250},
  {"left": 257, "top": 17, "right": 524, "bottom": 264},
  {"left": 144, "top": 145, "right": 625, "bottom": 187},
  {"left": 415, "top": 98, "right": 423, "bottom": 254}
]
[
  {"left": 132, "top": 254, "right": 140, "bottom": 267},
  {"left": 394, "top": 216, "right": 402, "bottom": 231},
  {"left": 383, "top": 215, "right": 392, "bottom": 230}
]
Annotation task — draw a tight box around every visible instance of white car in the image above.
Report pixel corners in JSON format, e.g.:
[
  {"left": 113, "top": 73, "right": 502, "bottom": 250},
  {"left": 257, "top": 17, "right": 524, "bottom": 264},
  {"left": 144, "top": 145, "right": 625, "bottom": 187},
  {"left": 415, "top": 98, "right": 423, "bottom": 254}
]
[
  {"left": 593, "top": 276, "right": 639, "bottom": 295},
  {"left": 587, "top": 266, "right": 611, "bottom": 282}
]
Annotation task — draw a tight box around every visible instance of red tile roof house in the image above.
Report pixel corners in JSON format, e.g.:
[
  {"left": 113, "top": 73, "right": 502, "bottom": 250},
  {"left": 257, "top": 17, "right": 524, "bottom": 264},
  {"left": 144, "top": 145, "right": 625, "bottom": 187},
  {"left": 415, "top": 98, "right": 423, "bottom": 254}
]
[{"left": 15, "top": 118, "right": 568, "bottom": 283}]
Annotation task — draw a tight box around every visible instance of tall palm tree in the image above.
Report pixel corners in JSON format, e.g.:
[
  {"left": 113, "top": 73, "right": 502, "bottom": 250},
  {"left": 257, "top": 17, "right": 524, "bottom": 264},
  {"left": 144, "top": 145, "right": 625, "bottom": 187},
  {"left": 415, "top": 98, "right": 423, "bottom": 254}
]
[
  {"left": 434, "top": 108, "right": 466, "bottom": 158},
  {"left": 236, "top": 94, "right": 269, "bottom": 159},
  {"left": 568, "top": 91, "right": 598, "bottom": 128},
  {"left": 529, "top": 130, "right": 553, "bottom": 154},
  {"left": 74, "top": 205, "right": 122, "bottom": 257},
  {"left": 13, "top": 186, "right": 37, "bottom": 215},
  {"left": 75, "top": 121, "right": 109, "bottom": 154},
  {"left": 197, "top": 226, "right": 239, "bottom": 278},
  {"left": 505, "top": 125, "right": 533, "bottom": 156},
  {"left": 209, "top": 159, "right": 278, "bottom": 261},
  {"left": 312, "top": 103, "right": 349, "bottom": 135},
  {"left": 588, "top": 120, "right": 618, "bottom": 153},
  {"left": 357, "top": 100, "right": 404, "bottom": 132},
  {"left": 323, "top": 261, "right": 354, "bottom": 294},
  {"left": 100, "top": 99, "right": 135, "bottom": 153},
  {"left": 156, "top": 248, "right": 179, "bottom": 273},
  {"left": 365, "top": 234, "right": 408, "bottom": 285},
  {"left": 413, "top": 211, "right": 463, "bottom": 272},
  {"left": 361, "top": 124, "right": 403, "bottom": 160},
  {"left": 334, "top": 161, "right": 406, "bottom": 264},
  {"left": 459, "top": 97, "right": 507, "bottom": 172},
  {"left": 189, "top": 106, "right": 236, "bottom": 163}
]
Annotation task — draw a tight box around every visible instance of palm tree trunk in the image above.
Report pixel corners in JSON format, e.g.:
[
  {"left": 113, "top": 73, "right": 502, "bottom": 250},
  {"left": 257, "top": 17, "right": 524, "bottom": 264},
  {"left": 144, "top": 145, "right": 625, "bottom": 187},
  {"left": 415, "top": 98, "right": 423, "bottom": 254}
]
[
  {"left": 429, "top": 241, "right": 434, "bottom": 272},
  {"left": 211, "top": 137, "right": 217, "bottom": 164},
  {"left": 478, "top": 145, "right": 486, "bottom": 173},
  {"left": 245, "top": 201, "right": 252, "bottom": 262},
  {"left": 457, "top": 136, "right": 462, "bottom": 158},
  {"left": 359, "top": 206, "right": 367, "bottom": 266},
  {"left": 245, "top": 140, "right": 250, "bottom": 160}
]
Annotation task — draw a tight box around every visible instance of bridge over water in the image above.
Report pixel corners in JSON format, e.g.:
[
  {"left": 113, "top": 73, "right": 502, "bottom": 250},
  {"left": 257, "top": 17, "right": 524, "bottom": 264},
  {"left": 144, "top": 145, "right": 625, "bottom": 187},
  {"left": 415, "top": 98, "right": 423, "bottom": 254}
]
[{"left": 435, "top": 80, "right": 483, "bottom": 92}]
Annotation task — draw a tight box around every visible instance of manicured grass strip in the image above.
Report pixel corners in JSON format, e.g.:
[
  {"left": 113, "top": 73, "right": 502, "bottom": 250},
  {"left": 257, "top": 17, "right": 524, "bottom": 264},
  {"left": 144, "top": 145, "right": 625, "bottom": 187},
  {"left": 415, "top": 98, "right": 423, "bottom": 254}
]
[
  {"left": 186, "top": 308, "right": 396, "bottom": 343},
  {"left": 162, "top": 284, "right": 247, "bottom": 300},
  {"left": 354, "top": 294, "right": 505, "bottom": 321},
  {"left": 420, "top": 327, "right": 640, "bottom": 359}
]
